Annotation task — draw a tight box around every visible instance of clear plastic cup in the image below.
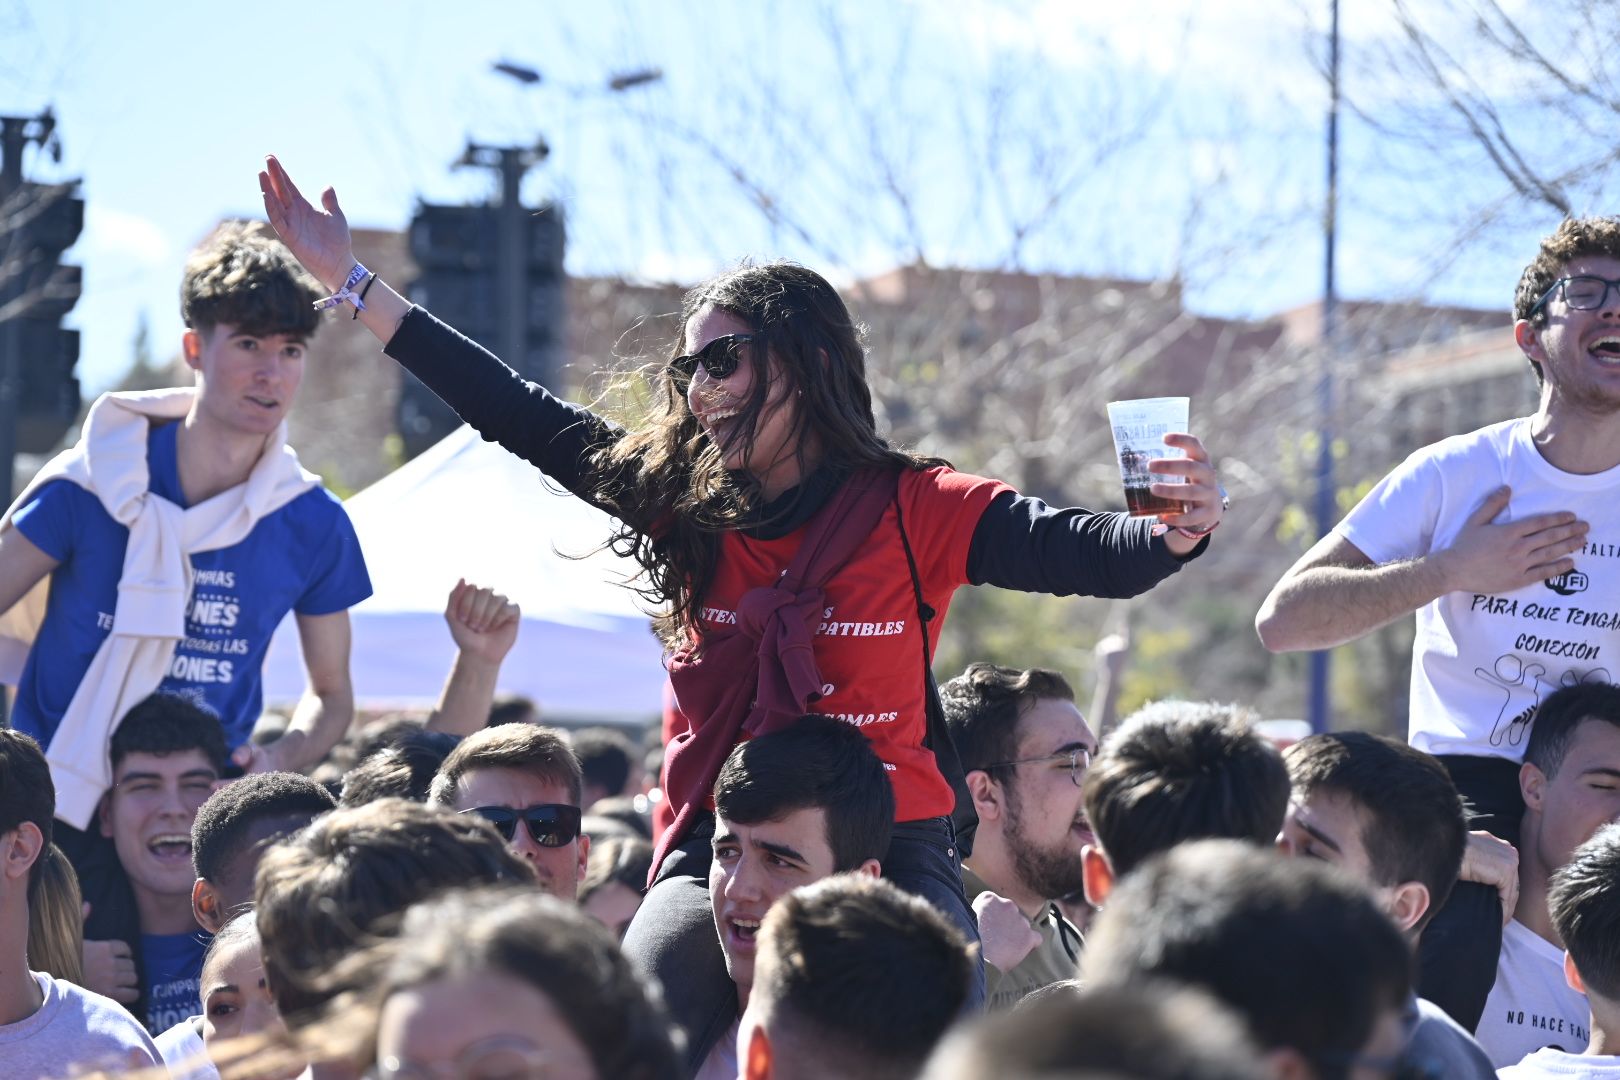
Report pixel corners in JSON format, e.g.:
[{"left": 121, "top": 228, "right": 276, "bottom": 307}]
[{"left": 1106, "top": 397, "right": 1190, "bottom": 517}]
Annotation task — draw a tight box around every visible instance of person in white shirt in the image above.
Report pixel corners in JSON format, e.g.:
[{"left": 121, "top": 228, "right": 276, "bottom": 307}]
[
  {"left": 0, "top": 730, "right": 160, "bottom": 1078},
  {"left": 1257, "top": 217, "right": 1620, "bottom": 1030},
  {"left": 1501, "top": 823, "right": 1620, "bottom": 1078},
  {"left": 1477, "top": 684, "right": 1620, "bottom": 1068}
]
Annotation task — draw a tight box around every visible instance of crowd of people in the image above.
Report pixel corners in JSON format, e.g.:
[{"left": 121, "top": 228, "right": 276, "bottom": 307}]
[{"left": 0, "top": 155, "right": 1615, "bottom": 1078}]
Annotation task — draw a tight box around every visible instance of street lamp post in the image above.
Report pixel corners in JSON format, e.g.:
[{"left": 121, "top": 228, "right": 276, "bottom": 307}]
[
  {"left": 1308, "top": 0, "right": 1342, "bottom": 734},
  {"left": 461, "top": 63, "right": 663, "bottom": 388}
]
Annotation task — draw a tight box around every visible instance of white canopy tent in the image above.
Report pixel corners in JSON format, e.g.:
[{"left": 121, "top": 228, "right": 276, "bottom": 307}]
[{"left": 262, "top": 424, "right": 667, "bottom": 720}]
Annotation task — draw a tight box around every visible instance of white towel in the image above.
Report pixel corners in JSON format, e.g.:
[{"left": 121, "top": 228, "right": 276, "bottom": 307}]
[{"left": 0, "top": 388, "right": 317, "bottom": 826}]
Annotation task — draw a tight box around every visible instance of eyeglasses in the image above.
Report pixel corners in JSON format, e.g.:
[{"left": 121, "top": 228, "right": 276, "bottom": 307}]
[
  {"left": 460, "top": 804, "right": 581, "bottom": 847},
  {"left": 669, "top": 333, "right": 758, "bottom": 382},
  {"left": 982, "top": 747, "right": 1092, "bottom": 788},
  {"left": 1526, "top": 275, "right": 1620, "bottom": 319}
]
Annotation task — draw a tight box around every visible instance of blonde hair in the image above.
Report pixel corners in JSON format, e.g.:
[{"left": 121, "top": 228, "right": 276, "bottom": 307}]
[{"left": 26, "top": 843, "right": 83, "bottom": 984}]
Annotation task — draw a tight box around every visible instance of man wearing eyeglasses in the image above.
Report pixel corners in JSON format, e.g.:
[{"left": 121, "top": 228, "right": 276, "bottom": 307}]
[
  {"left": 1257, "top": 216, "right": 1620, "bottom": 1030},
  {"left": 428, "top": 724, "right": 589, "bottom": 902},
  {"left": 939, "top": 663, "right": 1094, "bottom": 1011}
]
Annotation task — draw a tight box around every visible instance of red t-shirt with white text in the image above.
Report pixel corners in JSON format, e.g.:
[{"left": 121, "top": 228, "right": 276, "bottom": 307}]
[{"left": 694, "top": 466, "right": 1010, "bottom": 822}]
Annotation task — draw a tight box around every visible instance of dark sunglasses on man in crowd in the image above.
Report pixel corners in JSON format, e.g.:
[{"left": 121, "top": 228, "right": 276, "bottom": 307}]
[
  {"left": 669, "top": 333, "right": 759, "bottom": 382},
  {"left": 460, "top": 803, "right": 582, "bottom": 847}
]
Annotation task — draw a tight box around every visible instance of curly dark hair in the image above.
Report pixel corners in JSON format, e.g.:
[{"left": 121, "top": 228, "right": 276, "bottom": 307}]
[
  {"left": 1513, "top": 216, "right": 1620, "bottom": 384},
  {"left": 590, "top": 261, "right": 945, "bottom": 641},
  {"left": 181, "top": 221, "right": 323, "bottom": 339}
]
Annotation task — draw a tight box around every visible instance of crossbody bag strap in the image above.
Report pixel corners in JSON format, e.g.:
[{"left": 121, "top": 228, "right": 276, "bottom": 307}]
[{"left": 893, "top": 487, "right": 980, "bottom": 857}]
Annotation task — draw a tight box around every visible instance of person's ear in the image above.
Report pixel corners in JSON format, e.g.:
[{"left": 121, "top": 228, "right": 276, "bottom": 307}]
[
  {"left": 193, "top": 878, "right": 224, "bottom": 934},
  {"left": 97, "top": 791, "right": 114, "bottom": 841},
  {"left": 576, "top": 832, "right": 591, "bottom": 885},
  {"left": 1081, "top": 845, "right": 1114, "bottom": 909},
  {"left": 856, "top": 858, "right": 881, "bottom": 880},
  {"left": 182, "top": 329, "right": 203, "bottom": 369},
  {"left": 1521, "top": 761, "right": 1547, "bottom": 812},
  {"left": 1514, "top": 320, "right": 1546, "bottom": 366},
  {"left": 2, "top": 822, "right": 44, "bottom": 884},
  {"left": 1565, "top": 950, "right": 1587, "bottom": 995},
  {"left": 744, "top": 1023, "right": 773, "bottom": 1080},
  {"left": 966, "top": 770, "right": 1002, "bottom": 822},
  {"left": 1387, "top": 881, "right": 1431, "bottom": 935},
  {"left": 1265, "top": 1046, "right": 1317, "bottom": 1080}
]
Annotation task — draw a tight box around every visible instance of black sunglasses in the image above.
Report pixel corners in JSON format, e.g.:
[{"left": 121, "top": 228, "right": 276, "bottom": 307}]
[
  {"left": 460, "top": 803, "right": 582, "bottom": 847},
  {"left": 669, "top": 333, "right": 758, "bottom": 382}
]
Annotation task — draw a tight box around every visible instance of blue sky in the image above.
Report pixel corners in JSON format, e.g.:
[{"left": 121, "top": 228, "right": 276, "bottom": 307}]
[{"left": 1, "top": 0, "right": 1575, "bottom": 395}]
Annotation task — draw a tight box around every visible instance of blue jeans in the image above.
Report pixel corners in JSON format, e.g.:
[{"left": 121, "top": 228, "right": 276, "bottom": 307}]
[{"left": 621, "top": 814, "right": 986, "bottom": 1073}]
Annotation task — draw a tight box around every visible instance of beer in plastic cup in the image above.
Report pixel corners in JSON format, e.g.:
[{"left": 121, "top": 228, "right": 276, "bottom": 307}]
[{"left": 1107, "top": 397, "right": 1189, "bottom": 517}]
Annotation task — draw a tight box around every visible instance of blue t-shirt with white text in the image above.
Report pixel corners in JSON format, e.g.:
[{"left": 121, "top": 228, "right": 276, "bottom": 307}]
[
  {"left": 141, "top": 929, "right": 209, "bottom": 1035},
  {"left": 11, "top": 420, "right": 371, "bottom": 751}
]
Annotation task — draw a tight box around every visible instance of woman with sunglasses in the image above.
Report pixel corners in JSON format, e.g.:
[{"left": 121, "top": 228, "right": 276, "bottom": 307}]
[{"left": 258, "top": 155, "right": 1225, "bottom": 1040}]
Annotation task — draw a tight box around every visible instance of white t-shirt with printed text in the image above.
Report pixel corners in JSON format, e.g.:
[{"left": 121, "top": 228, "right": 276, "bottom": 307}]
[
  {"left": 1499, "top": 1047, "right": 1620, "bottom": 1078},
  {"left": 1340, "top": 418, "right": 1620, "bottom": 759},
  {"left": 1477, "top": 919, "right": 1591, "bottom": 1069}
]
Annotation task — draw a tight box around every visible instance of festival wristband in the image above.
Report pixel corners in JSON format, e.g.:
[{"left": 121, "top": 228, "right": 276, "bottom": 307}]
[{"left": 314, "top": 262, "right": 370, "bottom": 312}]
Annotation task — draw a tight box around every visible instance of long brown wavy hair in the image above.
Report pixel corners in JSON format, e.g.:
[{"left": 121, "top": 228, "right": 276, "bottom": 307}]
[{"left": 590, "top": 262, "right": 944, "bottom": 642}]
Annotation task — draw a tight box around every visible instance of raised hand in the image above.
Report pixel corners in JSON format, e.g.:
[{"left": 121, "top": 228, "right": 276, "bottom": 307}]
[
  {"left": 446, "top": 578, "right": 522, "bottom": 666},
  {"left": 1437, "top": 486, "right": 1588, "bottom": 595},
  {"left": 258, "top": 155, "right": 357, "bottom": 292}
]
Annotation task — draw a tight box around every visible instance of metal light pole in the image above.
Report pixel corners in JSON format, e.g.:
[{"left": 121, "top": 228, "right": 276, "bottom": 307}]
[
  {"left": 462, "top": 63, "right": 664, "bottom": 382},
  {"left": 1308, "top": 0, "right": 1341, "bottom": 734}
]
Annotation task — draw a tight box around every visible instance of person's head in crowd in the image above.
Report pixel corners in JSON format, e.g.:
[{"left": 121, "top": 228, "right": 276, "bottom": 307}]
[
  {"left": 1080, "top": 700, "right": 1289, "bottom": 908},
  {"left": 1513, "top": 216, "right": 1620, "bottom": 385},
  {"left": 1, "top": 730, "right": 52, "bottom": 952},
  {"left": 190, "top": 771, "right": 337, "bottom": 934},
  {"left": 250, "top": 710, "right": 292, "bottom": 746},
  {"left": 941, "top": 662, "right": 1095, "bottom": 910},
  {"left": 1282, "top": 732, "right": 1467, "bottom": 941},
  {"left": 362, "top": 886, "right": 681, "bottom": 1080},
  {"left": 1520, "top": 683, "right": 1620, "bottom": 918},
  {"left": 337, "top": 731, "right": 460, "bottom": 808},
  {"left": 487, "top": 694, "right": 540, "bottom": 727},
  {"left": 1082, "top": 840, "right": 1412, "bottom": 1080},
  {"left": 253, "top": 798, "right": 532, "bottom": 1028},
  {"left": 25, "top": 842, "right": 84, "bottom": 985},
  {"left": 180, "top": 223, "right": 322, "bottom": 435},
  {"left": 194, "top": 913, "right": 303, "bottom": 1080},
  {"left": 921, "top": 980, "right": 1268, "bottom": 1080},
  {"left": 1549, "top": 823, "right": 1620, "bottom": 1035},
  {"left": 574, "top": 727, "right": 640, "bottom": 809},
  {"left": 710, "top": 715, "right": 896, "bottom": 1006},
  {"left": 583, "top": 794, "right": 653, "bottom": 842},
  {"left": 429, "top": 724, "right": 588, "bottom": 900},
  {"left": 308, "top": 715, "right": 428, "bottom": 797},
  {"left": 100, "top": 694, "right": 228, "bottom": 931},
  {"left": 739, "top": 873, "right": 974, "bottom": 1080},
  {"left": 643, "top": 743, "right": 664, "bottom": 794},
  {"left": 579, "top": 836, "right": 653, "bottom": 940}
]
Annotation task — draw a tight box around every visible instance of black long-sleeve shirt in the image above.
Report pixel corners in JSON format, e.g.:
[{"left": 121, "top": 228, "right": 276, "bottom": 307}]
[{"left": 383, "top": 307, "right": 1200, "bottom": 599}]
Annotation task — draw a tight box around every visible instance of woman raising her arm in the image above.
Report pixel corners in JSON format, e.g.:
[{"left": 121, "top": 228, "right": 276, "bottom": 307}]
[{"left": 259, "top": 154, "right": 1225, "bottom": 1059}]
